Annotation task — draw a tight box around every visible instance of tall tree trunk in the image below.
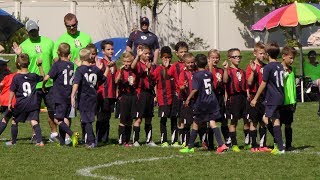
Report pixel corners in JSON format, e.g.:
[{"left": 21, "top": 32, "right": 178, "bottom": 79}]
[{"left": 152, "top": 0, "right": 159, "bottom": 32}]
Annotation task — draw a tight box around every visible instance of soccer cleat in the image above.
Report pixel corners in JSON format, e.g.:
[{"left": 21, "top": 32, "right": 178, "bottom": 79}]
[
  {"left": 250, "top": 148, "right": 259, "bottom": 152},
  {"left": 30, "top": 134, "right": 37, "bottom": 144},
  {"left": 171, "top": 142, "right": 180, "bottom": 148},
  {"left": 232, "top": 145, "right": 241, "bottom": 152},
  {"left": 123, "top": 143, "right": 132, "bottom": 148},
  {"left": 271, "top": 144, "right": 279, "bottom": 154},
  {"left": 5, "top": 141, "right": 15, "bottom": 147},
  {"left": 133, "top": 141, "right": 141, "bottom": 147},
  {"left": 35, "top": 142, "right": 45, "bottom": 147},
  {"left": 161, "top": 142, "right": 169, "bottom": 147},
  {"left": 259, "top": 146, "right": 272, "bottom": 152},
  {"left": 181, "top": 142, "right": 187, "bottom": 148},
  {"left": 65, "top": 138, "right": 71, "bottom": 145},
  {"left": 271, "top": 149, "right": 285, "bottom": 155},
  {"left": 146, "top": 141, "right": 158, "bottom": 147},
  {"left": 285, "top": 146, "right": 294, "bottom": 151},
  {"left": 243, "top": 144, "right": 251, "bottom": 150},
  {"left": 179, "top": 147, "right": 195, "bottom": 153},
  {"left": 71, "top": 132, "right": 79, "bottom": 147},
  {"left": 216, "top": 144, "right": 228, "bottom": 154}
]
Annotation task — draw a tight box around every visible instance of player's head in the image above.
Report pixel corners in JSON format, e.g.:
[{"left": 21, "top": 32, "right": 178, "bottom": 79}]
[
  {"left": 183, "top": 52, "right": 195, "bottom": 71},
  {"left": 64, "top": 13, "right": 78, "bottom": 35},
  {"left": 195, "top": 54, "right": 207, "bottom": 69},
  {"left": 139, "top": 44, "right": 151, "bottom": 62},
  {"left": 101, "top": 40, "right": 114, "bottom": 59},
  {"left": 265, "top": 42, "right": 280, "bottom": 61},
  {"left": 16, "top": 53, "right": 30, "bottom": 69},
  {"left": 160, "top": 46, "right": 172, "bottom": 66},
  {"left": 175, "top": 41, "right": 189, "bottom": 62},
  {"left": 86, "top": 43, "right": 98, "bottom": 59},
  {"left": 228, "top": 48, "right": 241, "bottom": 66},
  {"left": 140, "top": 17, "right": 150, "bottom": 32},
  {"left": 307, "top": 50, "right": 317, "bottom": 63},
  {"left": 282, "top": 46, "right": 297, "bottom": 66},
  {"left": 122, "top": 51, "right": 134, "bottom": 69},
  {"left": 253, "top": 42, "right": 266, "bottom": 62},
  {"left": 79, "top": 48, "right": 93, "bottom": 63},
  {"left": 57, "top": 43, "right": 70, "bottom": 59},
  {"left": 208, "top": 49, "right": 220, "bottom": 66},
  {"left": 25, "top": 20, "right": 39, "bottom": 40}
]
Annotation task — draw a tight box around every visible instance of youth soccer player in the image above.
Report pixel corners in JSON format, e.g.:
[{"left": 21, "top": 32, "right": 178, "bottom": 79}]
[
  {"left": 115, "top": 51, "right": 139, "bottom": 146},
  {"left": 179, "top": 54, "right": 228, "bottom": 154},
  {"left": 280, "top": 46, "right": 297, "bottom": 151},
  {"left": 251, "top": 42, "right": 285, "bottom": 155},
  {"left": 42, "top": 43, "right": 79, "bottom": 147},
  {"left": 71, "top": 48, "right": 107, "bottom": 148},
  {"left": 223, "top": 48, "right": 247, "bottom": 152},
  {"left": 151, "top": 46, "right": 179, "bottom": 147},
  {"left": 6, "top": 54, "right": 45, "bottom": 146}
]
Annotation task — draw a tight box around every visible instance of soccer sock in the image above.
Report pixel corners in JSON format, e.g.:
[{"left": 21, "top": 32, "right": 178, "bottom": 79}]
[
  {"left": 0, "top": 121, "right": 7, "bottom": 135},
  {"left": 133, "top": 126, "right": 140, "bottom": 143},
  {"left": 172, "top": 127, "right": 179, "bottom": 144},
  {"left": 267, "top": 123, "right": 276, "bottom": 143},
  {"left": 187, "top": 129, "right": 198, "bottom": 149},
  {"left": 250, "top": 130, "right": 258, "bottom": 148},
  {"left": 170, "top": 117, "right": 177, "bottom": 134},
  {"left": 221, "top": 125, "right": 229, "bottom": 142},
  {"left": 118, "top": 125, "right": 125, "bottom": 144},
  {"left": 85, "top": 123, "right": 95, "bottom": 145},
  {"left": 244, "top": 129, "right": 250, "bottom": 145},
  {"left": 259, "top": 126, "right": 267, "bottom": 147},
  {"left": 58, "top": 127, "right": 66, "bottom": 145},
  {"left": 229, "top": 132, "right": 237, "bottom": 146},
  {"left": 184, "top": 125, "right": 191, "bottom": 144},
  {"left": 81, "top": 122, "right": 86, "bottom": 140},
  {"left": 207, "top": 128, "right": 214, "bottom": 149},
  {"left": 273, "top": 125, "right": 284, "bottom": 151},
  {"left": 33, "top": 124, "right": 43, "bottom": 144},
  {"left": 95, "top": 120, "right": 102, "bottom": 142},
  {"left": 212, "top": 127, "right": 223, "bottom": 147},
  {"left": 105, "top": 119, "right": 110, "bottom": 143},
  {"left": 11, "top": 124, "right": 18, "bottom": 144},
  {"left": 198, "top": 126, "right": 206, "bottom": 143},
  {"left": 160, "top": 117, "right": 167, "bottom": 143},
  {"left": 125, "top": 125, "right": 132, "bottom": 144},
  {"left": 178, "top": 128, "right": 184, "bottom": 144},
  {"left": 59, "top": 122, "right": 73, "bottom": 137},
  {"left": 145, "top": 123, "right": 152, "bottom": 143},
  {"left": 285, "top": 127, "right": 292, "bottom": 148}
]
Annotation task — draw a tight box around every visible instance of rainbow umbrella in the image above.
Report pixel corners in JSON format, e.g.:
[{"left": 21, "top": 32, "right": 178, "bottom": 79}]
[{"left": 252, "top": 2, "right": 320, "bottom": 102}]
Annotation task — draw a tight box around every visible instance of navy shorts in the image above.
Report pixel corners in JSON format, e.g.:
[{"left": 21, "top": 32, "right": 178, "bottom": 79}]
[
  {"left": 14, "top": 110, "right": 39, "bottom": 123},
  {"left": 280, "top": 104, "right": 295, "bottom": 124},
  {"left": 193, "top": 110, "right": 221, "bottom": 123},
  {"left": 136, "top": 91, "right": 154, "bottom": 118},
  {"left": 265, "top": 105, "right": 281, "bottom": 120},
  {"left": 119, "top": 94, "right": 138, "bottom": 125},
  {"left": 54, "top": 103, "right": 71, "bottom": 120},
  {"left": 227, "top": 94, "right": 247, "bottom": 121},
  {"left": 247, "top": 96, "right": 264, "bottom": 123},
  {"left": 37, "top": 88, "right": 54, "bottom": 112},
  {"left": 80, "top": 111, "right": 96, "bottom": 123}
]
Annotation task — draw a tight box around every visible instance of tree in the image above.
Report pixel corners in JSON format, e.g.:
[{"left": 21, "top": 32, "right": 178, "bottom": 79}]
[{"left": 236, "top": 0, "right": 319, "bottom": 9}]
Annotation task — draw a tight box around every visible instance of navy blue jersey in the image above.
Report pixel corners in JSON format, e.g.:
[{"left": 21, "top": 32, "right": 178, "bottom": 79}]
[
  {"left": 74, "top": 65, "right": 106, "bottom": 112},
  {"left": 263, "top": 62, "right": 284, "bottom": 105},
  {"left": 126, "top": 30, "right": 160, "bottom": 56},
  {"left": 192, "top": 70, "right": 220, "bottom": 114},
  {"left": 10, "top": 73, "right": 43, "bottom": 113},
  {"left": 48, "top": 60, "right": 74, "bottom": 104}
]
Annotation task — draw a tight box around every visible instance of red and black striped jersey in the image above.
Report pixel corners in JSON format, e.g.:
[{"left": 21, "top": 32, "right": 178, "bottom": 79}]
[
  {"left": 246, "top": 62, "right": 265, "bottom": 94},
  {"left": 178, "top": 70, "right": 193, "bottom": 101},
  {"left": 135, "top": 61, "right": 154, "bottom": 91},
  {"left": 225, "top": 67, "right": 246, "bottom": 95},
  {"left": 116, "top": 68, "right": 139, "bottom": 95},
  {"left": 168, "top": 62, "right": 185, "bottom": 93},
  {"left": 97, "top": 58, "right": 117, "bottom": 99},
  {"left": 211, "top": 67, "right": 224, "bottom": 96}
]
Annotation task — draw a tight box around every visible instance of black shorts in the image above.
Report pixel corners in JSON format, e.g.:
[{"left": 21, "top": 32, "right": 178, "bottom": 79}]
[
  {"left": 171, "top": 95, "right": 181, "bottom": 117},
  {"left": 136, "top": 91, "right": 154, "bottom": 118},
  {"left": 119, "top": 94, "right": 138, "bottom": 125},
  {"left": 14, "top": 110, "right": 39, "bottom": 123},
  {"left": 80, "top": 111, "right": 95, "bottom": 123},
  {"left": 37, "top": 88, "right": 54, "bottom": 112},
  {"left": 97, "top": 98, "right": 116, "bottom": 113},
  {"left": 247, "top": 97, "right": 264, "bottom": 123},
  {"left": 193, "top": 110, "right": 221, "bottom": 123},
  {"left": 227, "top": 94, "right": 247, "bottom": 121},
  {"left": 280, "top": 104, "right": 295, "bottom": 124},
  {"left": 54, "top": 103, "right": 71, "bottom": 120},
  {"left": 265, "top": 105, "right": 280, "bottom": 120},
  {"left": 158, "top": 103, "right": 179, "bottom": 118},
  {"left": 180, "top": 105, "right": 193, "bottom": 126}
]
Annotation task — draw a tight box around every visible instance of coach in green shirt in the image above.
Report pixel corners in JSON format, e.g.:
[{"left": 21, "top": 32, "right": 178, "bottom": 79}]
[
  {"left": 53, "top": 13, "right": 92, "bottom": 63},
  {"left": 12, "top": 20, "right": 58, "bottom": 141}
]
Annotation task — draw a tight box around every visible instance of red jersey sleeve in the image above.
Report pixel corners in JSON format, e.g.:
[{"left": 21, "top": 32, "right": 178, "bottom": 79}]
[{"left": 246, "top": 65, "right": 253, "bottom": 81}]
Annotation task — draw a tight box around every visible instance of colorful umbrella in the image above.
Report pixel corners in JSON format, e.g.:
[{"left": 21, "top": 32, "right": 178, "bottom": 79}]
[
  {"left": 0, "top": 9, "right": 24, "bottom": 41},
  {"left": 251, "top": 2, "right": 320, "bottom": 102}
]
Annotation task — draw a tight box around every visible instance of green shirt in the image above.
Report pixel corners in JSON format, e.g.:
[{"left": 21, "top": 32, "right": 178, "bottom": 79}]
[
  {"left": 284, "top": 67, "right": 296, "bottom": 105},
  {"left": 303, "top": 61, "right": 320, "bottom": 81},
  {"left": 20, "top": 36, "right": 54, "bottom": 89},
  {"left": 53, "top": 31, "right": 92, "bottom": 63}
]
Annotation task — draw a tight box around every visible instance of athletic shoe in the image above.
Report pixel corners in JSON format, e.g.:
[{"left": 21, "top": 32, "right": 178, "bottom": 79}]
[
  {"left": 216, "top": 144, "right": 228, "bottom": 154},
  {"left": 285, "top": 146, "right": 294, "bottom": 151},
  {"left": 271, "top": 144, "right": 279, "bottom": 154},
  {"left": 30, "top": 134, "right": 36, "bottom": 144},
  {"left": 133, "top": 141, "right": 141, "bottom": 147},
  {"left": 250, "top": 148, "right": 259, "bottom": 152},
  {"left": 271, "top": 149, "right": 285, "bottom": 155},
  {"left": 201, "top": 142, "right": 208, "bottom": 150},
  {"left": 49, "top": 133, "right": 59, "bottom": 143},
  {"left": 65, "top": 138, "right": 71, "bottom": 145},
  {"left": 171, "top": 142, "right": 180, "bottom": 148},
  {"left": 181, "top": 142, "right": 187, "bottom": 148},
  {"left": 259, "top": 146, "right": 272, "bottom": 152},
  {"left": 71, "top": 132, "right": 79, "bottom": 147},
  {"left": 179, "top": 147, "right": 195, "bottom": 153},
  {"left": 35, "top": 142, "right": 45, "bottom": 147},
  {"left": 146, "top": 141, "right": 158, "bottom": 147},
  {"left": 85, "top": 143, "right": 96, "bottom": 149},
  {"left": 123, "top": 143, "right": 132, "bottom": 148},
  {"left": 232, "top": 145, "right": 241, "bottom": 152},
  {"left": 161, "top": 142, "right": 169, "bottom": 147},
  {"left": 243, "top": 144, "right": 251, "bottom": 150},
  {"left": 5, "top": 141, "right": 15, "bottom": 147}
]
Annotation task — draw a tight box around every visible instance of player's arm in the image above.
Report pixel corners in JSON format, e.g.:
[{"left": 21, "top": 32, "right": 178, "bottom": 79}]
[
  {"left": 222, "top": 61, "right": 229, "bottom": 83},
  {"left": 247, "top": 62, "right": 256, "bottom": 86},
  {"left": 131, "top": 48, "right": 143, "bottom": 69},
  {"left": 153, "top": 48, "right": 159, "bottom": 65},
  {"left": 185, "top": 89, "right": 198, "bottom": 106},
  {"left": 115, "top": 68, "right": 124, "bottom": 84},
  {"left": 42, "top": 75, "right": 51, "bottom": 92},
  {"left": 71, "top": 84, "right": 79, "bottom": 108},
  {"left": 12, "top": 42, "right": 22, "bottom": 55},
  {"left": 37, "top": 59, "right": 45, "bottom": 77},
  {"left": 8, "top": 91, "right": 14, "bottom": 111},
  {"left": 250, "top": 81, "right": 266, "bottom": 107},
  {"left": 103, "top": 65, "right": 110, "bottom": 77}
]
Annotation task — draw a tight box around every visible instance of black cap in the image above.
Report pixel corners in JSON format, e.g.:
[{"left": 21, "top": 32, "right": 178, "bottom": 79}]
[{"left": 140, "top": 17, "right": 149, "bottom": 25}]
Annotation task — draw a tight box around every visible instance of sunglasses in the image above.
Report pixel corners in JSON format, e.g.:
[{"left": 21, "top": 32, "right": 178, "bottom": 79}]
[
  {"left": 229, "top": 55, "right": 242, "bottom": 59},
  {"left": 141, "top": 22, "right": 149, "bottom": 26},
  {"left": 65, "top": 23, "right": 77, "bottom": 28}
]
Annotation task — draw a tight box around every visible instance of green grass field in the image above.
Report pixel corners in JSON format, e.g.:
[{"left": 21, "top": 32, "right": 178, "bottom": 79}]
[{"left": 0, "top": 102, "right": 319, "bottom": 179}]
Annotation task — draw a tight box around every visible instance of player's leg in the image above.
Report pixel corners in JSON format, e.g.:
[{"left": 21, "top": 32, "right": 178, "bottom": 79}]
[
  {"left": 42, "top": 89, "right": 58, "bottom": 142},
  {"left": 209, "top": 119, "right": 228, "bottom": 153},
  {"left": 0, "top": 107, "right": 12, "bottom": 136},
  {"left": 268, "top": 106, "right": 284, "bottom": 154},
  {"left": 180, "top": 121, "right": 198, "bottom": 153},
  {"left": 170, "top": 116, "right": 179, "bottom": 146},
  {"left": 30, "top": 112, "right": 44, "bottom": 147}
]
